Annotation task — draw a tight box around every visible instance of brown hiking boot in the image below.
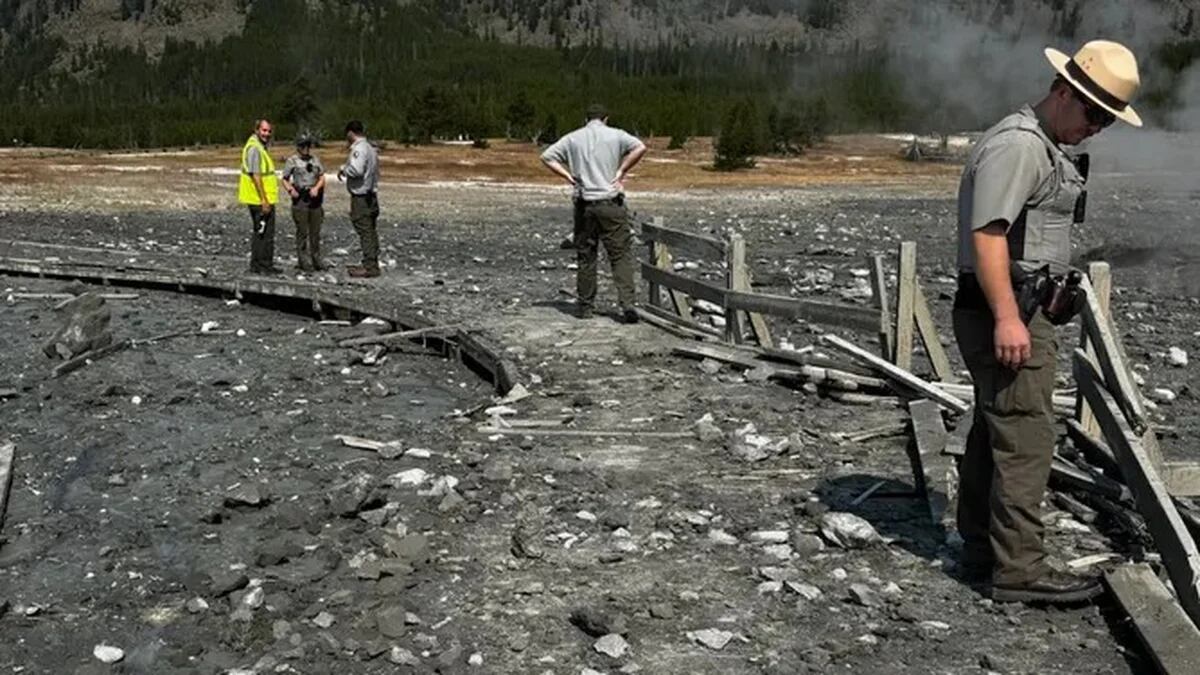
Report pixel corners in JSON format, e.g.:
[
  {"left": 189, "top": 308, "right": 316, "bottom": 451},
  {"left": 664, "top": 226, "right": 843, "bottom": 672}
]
[
  {"left": 991, "top": 570, "right": 1103, "bottom": 605},
  {"left": 347, "top": 265, "right": 381, "bottom": 278}
]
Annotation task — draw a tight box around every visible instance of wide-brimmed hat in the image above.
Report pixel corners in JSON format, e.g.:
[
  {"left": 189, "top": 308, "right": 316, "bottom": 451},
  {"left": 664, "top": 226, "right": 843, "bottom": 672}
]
[{"left": 1045, "top": 40, "right": 1142, "bottom": 127}]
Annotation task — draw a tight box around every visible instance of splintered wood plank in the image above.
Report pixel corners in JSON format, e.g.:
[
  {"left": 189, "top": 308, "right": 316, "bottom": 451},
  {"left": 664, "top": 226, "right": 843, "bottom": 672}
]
[
  {"left": 821, "top": 334, "right": 970, "bottom": 414},
  {"left": 1079, "top": 274, "right": 1147, "bottom": 434},
  {"left": 1105, "top": 563, "right": 1200, "bottom": 675},
  {"left": 1075, "top": 349, "right": 1200, "bottom": 628},
  {"left": 1078, "top": 261, "right": 1111, "bottom": 437},
  {"left": 908, "top": 399, "right": 953, "bottom": 524},
  {"left": 913, "top": 281, "right": 956, "bottom": 382},
  {"left": 0, "top": 441, "right": 14, "bottom": 532},
  {"left": 869, "top": 254, "right": 894, "bottom": 360},
  {"left": 894, "top": 242, "right": 917, "bottom": 370}
]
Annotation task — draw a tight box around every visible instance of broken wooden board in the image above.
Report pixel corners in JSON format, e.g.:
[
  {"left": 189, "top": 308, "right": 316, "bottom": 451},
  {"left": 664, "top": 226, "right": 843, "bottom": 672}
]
[
  {"left": 640, "top": 220, "right": 727, "bottom": 261},
  {"left": 674, "top": 343, "right": 884, "bottom": 391},
  {"left": 634, "top": 307, "right": 718, "bottom": 342},
  {"left": 1066, "top": 417, "right": 1120, "bottom": 479},
  {"left": 895, "top": 242, "right": 917, "bottom": 371},
  {"left": 723, "top": 291, "right": 881, "bottom": 333},
  {"left": 476, "top": 427, "right": 694, "bottom": 439},
  {"left": 337, "top": 324, "right": 461, "bottom": 347},
  {"left": 821, "top": 334, "right": 970, "bottom": 414},
  {"left": 1078, "top": 261, "right": 1112, "bottom": 438},
  {"left": 908, "top": 399, "right": 953, "bottom": 525},
  {"left": 1076, "top": 348, "right": 1200, "bottom": 628},
  {"left": 639, "top": 263, "right": 727, "bottom": 305},
  {"left": 728, "top": 232, "right": 772, "bottom": 348},
  {"left": 1105, "top": 563, "right": 1200, "bottom": 675},
  {"left": 655, "top": 242, "right": 695, "bottom": 322},
  {"left": 869, "top": 254, "right": 894, "bottom": 360},
  {"left": 912, "top": 281, "right": 956, "bottom": 383},
  {"left": 1162, "top": 462, "right": 1200, "bottom": 499},
  {"left": 0, "top": 441, "right": 14, "bottom": 532},
  {"left": 1049, "top": 457, "right": 1133, "bottom": 503},
  {"left": 1079, "top": 274, "right": 1148, "bottom": 434}
]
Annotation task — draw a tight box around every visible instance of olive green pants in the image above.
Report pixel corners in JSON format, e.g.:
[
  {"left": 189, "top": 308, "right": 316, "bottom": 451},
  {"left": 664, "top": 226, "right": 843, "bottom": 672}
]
[
  {"left": 576, "top": 199, "right": 636, "bottom": 311},
  {"left": 350, "top": 192, "right": 380, "bottom": 270},
  {"left": 952, "top": 307, "right": 1058, "bottom": 586},
  {"left": 292, "top": 204, "right": 324, "bottom": 270}
]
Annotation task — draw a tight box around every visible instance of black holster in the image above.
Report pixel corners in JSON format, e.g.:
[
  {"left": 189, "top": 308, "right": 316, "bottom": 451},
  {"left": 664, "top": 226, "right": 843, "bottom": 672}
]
[{"left": 1013, "top": 264, "right": 1086, "bottom": 326}]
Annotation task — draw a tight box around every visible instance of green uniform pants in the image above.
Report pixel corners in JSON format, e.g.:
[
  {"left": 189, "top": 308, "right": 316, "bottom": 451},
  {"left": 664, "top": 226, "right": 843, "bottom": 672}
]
[
  {"left": 952, "top": 307, "right": 1059, "bottom": 585},
  {"left": 292, "top": 203, "right": 324, "bottom": 270},
  {"left": 576, "top": 199, "right": 636, "bottom": 311},
  {"left": 350, "top": 192, "right": 380, "bottom": 270},
  {"left": 247, "top": 205, "right": 276, "bottom": 272}
]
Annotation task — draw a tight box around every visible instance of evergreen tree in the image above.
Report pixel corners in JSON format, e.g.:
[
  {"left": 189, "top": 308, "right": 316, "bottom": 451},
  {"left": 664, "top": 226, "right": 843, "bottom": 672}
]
[
  {"left": 714, "top": 99, "right": 762, "bottom": 171},
  {"left": 505, "top": 91, "right": 536, "bottom": 140}
]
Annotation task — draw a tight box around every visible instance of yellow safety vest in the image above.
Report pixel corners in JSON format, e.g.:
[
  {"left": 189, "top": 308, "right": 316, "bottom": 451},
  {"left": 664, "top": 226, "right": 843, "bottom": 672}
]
[{"left": 238, "top": 136, "right": 278, "bottom": 205}]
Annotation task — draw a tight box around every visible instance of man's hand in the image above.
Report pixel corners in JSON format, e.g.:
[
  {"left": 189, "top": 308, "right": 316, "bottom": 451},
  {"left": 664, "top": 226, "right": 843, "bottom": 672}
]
[
  {"left": 261, "top": 201, "right": 273, "bottom": 214},
  {"left": 309, "top": 186, "right": 320, "bottom": 198},
  {"left": 287, "top": 187, "right": 299, "bottom": 199},
  {"left": 994, "top": 316, "right": 1032, "bottom": 369},
  {"left": 610, "top": 170, "right": 625, "bottom": 190}
]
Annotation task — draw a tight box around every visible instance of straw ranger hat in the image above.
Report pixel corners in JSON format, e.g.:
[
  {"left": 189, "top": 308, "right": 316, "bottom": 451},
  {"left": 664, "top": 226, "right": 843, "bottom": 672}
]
[{"left": 1045, "top": 40, "right": 1142, "bottom": 127}]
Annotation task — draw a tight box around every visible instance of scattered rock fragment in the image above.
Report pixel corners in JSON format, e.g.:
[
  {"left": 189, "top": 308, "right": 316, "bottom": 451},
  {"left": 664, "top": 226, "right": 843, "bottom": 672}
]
[
  {"left": 1168, "top": 347, "right": 1188, "bottom": 367},
  {"left": 1150, "top": 387, "right": 1177, "bottom": 404},
  {"left": 693, "top": 413, "right": 723, "bottom": 442},
  {"left": 688, "top": 628, "right": 733, "bottom": 651},
  {"left": 707, "top": 529, "right": 739, "bottom": 546},
  {"left": 376, "top": 605, "right": 410, "bottom": 639},
  {"left": 224, "top": 484, "right": 265, "bottom": 508},
  {"left": 594, "top": 634, "right": 629, "bottom": 659},
  {"left": 848, "top": 584, "right": 880, "bottom": 608},
  {"left": 727, "top": 423, "right": 789, "bottom": 462},
  {"left": 93, "top": 644, "right": 125, "bottom": 664},
  {"left": 209, "top": 571, "right": 249, "bottom": 597},
  {"left": 819, "top": 512, "right": 882, "bottom": 549},
  {"left": 388, "top": 646, "right": 420, "bottom": 666}
]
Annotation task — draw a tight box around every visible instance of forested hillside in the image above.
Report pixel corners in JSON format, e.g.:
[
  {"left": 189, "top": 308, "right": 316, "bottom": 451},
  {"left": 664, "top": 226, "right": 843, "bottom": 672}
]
[{"left": 1, "top": 0, "right": 1199, "bottom": 148}]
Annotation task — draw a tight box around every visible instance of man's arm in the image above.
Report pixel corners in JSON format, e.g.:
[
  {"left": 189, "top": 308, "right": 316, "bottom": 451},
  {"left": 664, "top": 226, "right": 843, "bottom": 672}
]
[
  {"left": 614, "top": 142, "right": 647, "bottom": 185},
  {"left": 246, "top": 145, "right": 272, "bottom": 211},
  {"left": 540, "top": 137, "right": 574, "bottom": 185},
  {"left": 968, "top": 135, "right": 1045, "bottom": 369},
  {"left": 341, "top": 147, "right": 366, "bottom": 179},
  {"left": 973, "top": 223, "right": 1027, "bottom": 368}
]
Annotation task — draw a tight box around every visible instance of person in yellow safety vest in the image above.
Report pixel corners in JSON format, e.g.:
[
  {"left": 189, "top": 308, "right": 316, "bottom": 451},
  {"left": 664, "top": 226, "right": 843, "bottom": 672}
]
[{"left": 238, "top": 118, "right": 281, "bottom": 275}]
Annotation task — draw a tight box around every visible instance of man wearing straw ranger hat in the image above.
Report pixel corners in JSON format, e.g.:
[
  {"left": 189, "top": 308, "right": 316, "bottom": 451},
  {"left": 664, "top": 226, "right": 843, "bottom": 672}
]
[{"left": 952, "top": 40, "right": 1141, "bottom": 604}]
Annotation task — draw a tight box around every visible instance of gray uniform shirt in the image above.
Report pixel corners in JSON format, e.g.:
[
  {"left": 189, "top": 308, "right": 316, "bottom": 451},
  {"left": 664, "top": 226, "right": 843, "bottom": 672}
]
[
  {"left": 281, "top": 154, "right": 325, "bottom": 190},
  {"left": 957, "top": 105, "right": 1083, "bottom": 275},
  {"left": 340, "top": 137, "right": 379, "bottom": 195},
  {"left": 245, "top": 144, "right": 264, "bottom": 175},
  {"left": 541, "top": 120, "right": 644, "bottom": 202}
]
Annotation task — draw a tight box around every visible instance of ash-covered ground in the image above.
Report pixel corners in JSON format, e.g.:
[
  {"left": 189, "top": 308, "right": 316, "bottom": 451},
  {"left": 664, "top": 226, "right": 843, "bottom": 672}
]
[{"left": 1, "top": 133, "right": 1198, "bottom": 674}]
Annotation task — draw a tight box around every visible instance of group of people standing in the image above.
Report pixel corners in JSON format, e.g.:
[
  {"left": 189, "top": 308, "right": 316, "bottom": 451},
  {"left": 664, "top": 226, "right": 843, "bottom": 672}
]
[
  {"left": 231, "top": 37, "right": 1149, "bottom": 610},
  {"left": 238, "top": 119, "right": 381, "bottom": 278}
]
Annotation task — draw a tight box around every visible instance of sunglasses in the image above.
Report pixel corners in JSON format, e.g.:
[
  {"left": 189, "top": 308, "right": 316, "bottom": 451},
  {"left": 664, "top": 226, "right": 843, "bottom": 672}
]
[{"left": 1073, "top": 88, "right": 1115, "bottom": 129}]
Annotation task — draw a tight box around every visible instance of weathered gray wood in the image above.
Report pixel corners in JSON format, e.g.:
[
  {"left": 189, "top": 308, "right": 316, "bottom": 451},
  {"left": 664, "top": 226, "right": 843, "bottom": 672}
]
[
  {"left": 1050, "top": 457, "right": 1133, "bottom": 503},
  {"left": 640, "top": 220, "right": 728, "bottom": 260},
  {"left": 337, "top": 324, "right": 461, "bottom": 347},
  {"left": 727, "top": 232, "right": 773, "bottom": 348},
  {"left": 1078, "top": 261, "right": 1112, "bottom": 437},
  {"left": 821, "top": 334, "right": 971, "bottom": 414},
  {"left": 724, "top": 291, "right": 881, "bottom": 333},
  {"left": 634, "top": 307, "right": 719, "bottom": 341},
  {"left": 725, "top": 234, "right": 747, "bottom": 344},
  {"left": 0, "top": 441, "right": 13, "bottom": 532},
  {"left": 895, "top": 242, "right": 917, "bottom": 370},
  {"left": 476, "top": 427, "right": 694, "bottom": 439},
  {"left": 757, "top": 347, "right": 876, "bottom": 378},
  {"left": 1066, "top": 417, "right": 1120, "bottom": 478},
  {"left": 1079, "top": 275, "right": 1148, "bottom": 434},
  {"left": 1075, "top": 349, "right": 1200, "bottom": 627},
  {"left": 646, "top": 217, "right": 664, "bottom": 308},
  {"left": 1163, "top": 462, "right": 1200, "bottom": 498},
  {"left": 656, "top": 243, "right": 695, "bottom": 322},
  {"left": 0, "top": 256, "right": 518, "bottom": 395},
  {"left": 1104, "top": 563, "right": 1200, "bottom": 675},
  {"left": 913, "top": 281, "right": 956, "bottom": 382},
  {"left": 908, "top": 399, "right": 953, "bottom": 524},
  {"left": 944, "top": 407, "right": 972, "bottom": 457},
  {"left": 639, "top": 263, "right": 727, "bottom": 305},
  {"left": 673, "top": 342, "right": 882, "bottom": 391},
  {"left": 869, "top": 254, "right": 894, "bottom": 360}
]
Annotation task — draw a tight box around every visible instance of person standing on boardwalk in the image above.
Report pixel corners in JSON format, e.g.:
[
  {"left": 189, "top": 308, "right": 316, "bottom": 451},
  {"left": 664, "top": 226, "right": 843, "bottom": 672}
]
[
  {"left": 337, "top": 120, "right": 381, "bottom": 278},
  {"left": 541, "top": 104, "right": 647, "bottom": 323},
  {"left": 238, "top": 119, "right": 280, "bottom": 275},
  {"left": 952, "top": 40, "right": 1141, "bottom": 604},
  {"left": 280, "top": 133, "right": 327, "bottom": 272}
]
